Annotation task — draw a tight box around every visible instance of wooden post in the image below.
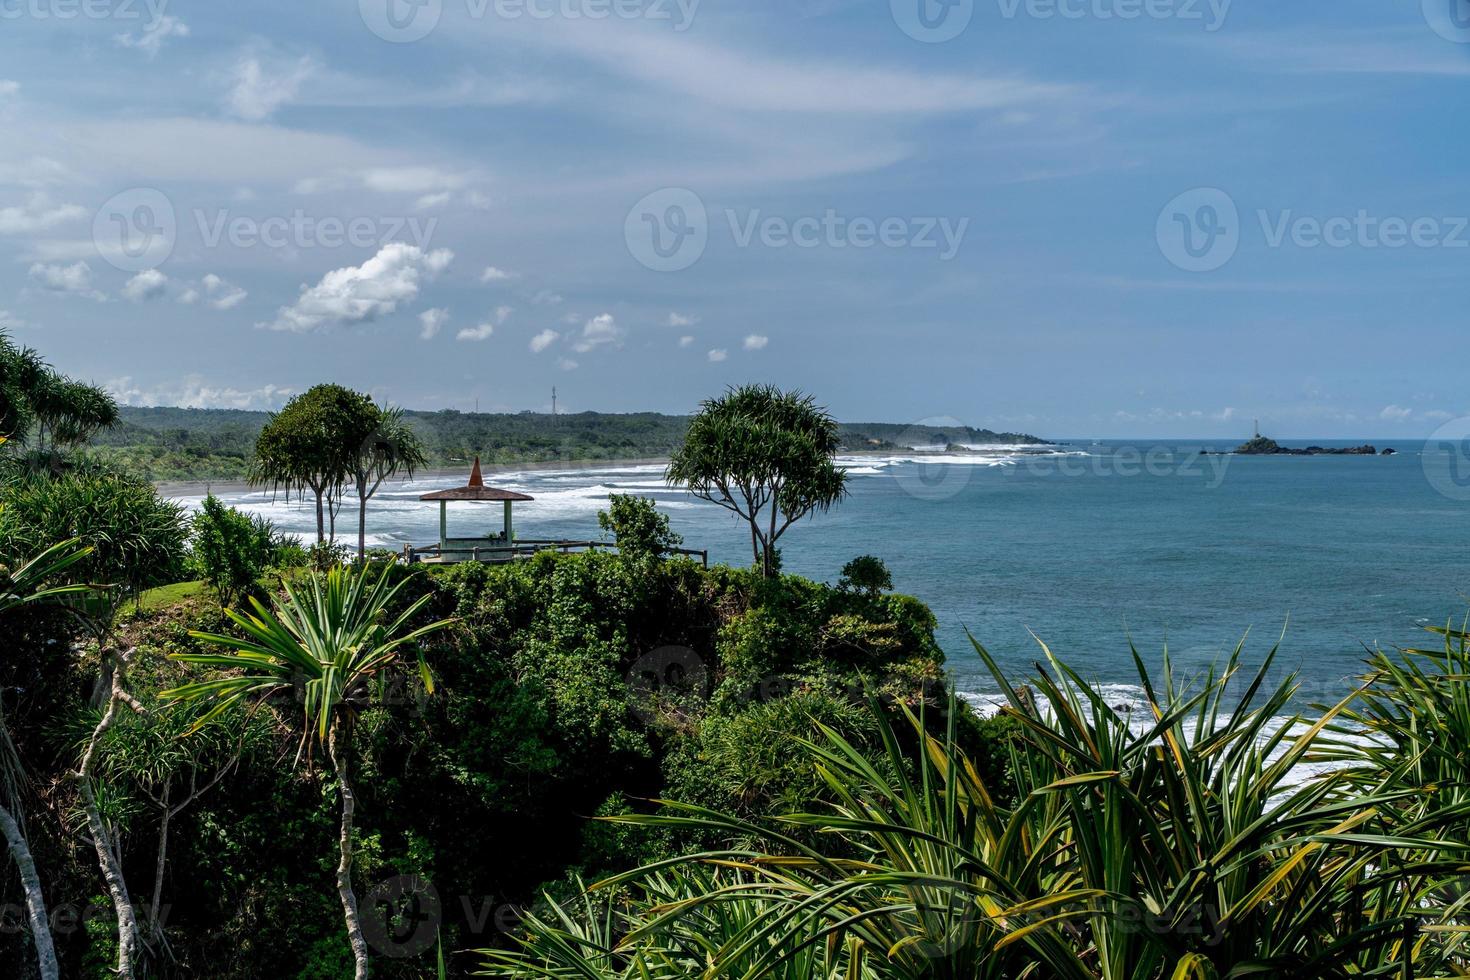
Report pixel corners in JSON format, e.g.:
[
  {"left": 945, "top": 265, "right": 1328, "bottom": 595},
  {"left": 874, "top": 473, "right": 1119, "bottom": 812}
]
[
  {"left": 439, "top": 501, "right": 447, "bottom": 552},
  {"left": 503, "top": 500, "right": 513, "bottom": 543}
]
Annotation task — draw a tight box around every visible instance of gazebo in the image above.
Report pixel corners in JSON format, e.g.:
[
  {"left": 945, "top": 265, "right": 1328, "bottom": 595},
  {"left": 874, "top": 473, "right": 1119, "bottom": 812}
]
[{"left": 417, "top": 458, "right": 533, "bottom": 563}]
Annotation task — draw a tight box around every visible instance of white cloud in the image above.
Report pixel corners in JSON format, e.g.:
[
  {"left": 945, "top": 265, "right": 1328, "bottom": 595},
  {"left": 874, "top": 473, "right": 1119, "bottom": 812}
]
[
  {"left": 531, "top": 289, "right": 563, "bottom": 306},
  {"left": 1380, "top": 405, "right": 1413, "bottom": 422},
  {"left": 743, "top": 334, "right": 769, "bottom": 351},
  {"left": 201, "top": 273, "right": 248, "bottom": 310},
  {"left": 0, "top": 310, "right": 29, "bottom": 330},
  {"left": 0, "top": 81, "right": 18, "bottom": 99},
  {"left": 415, "top": 191, "right": 452, "bottom": 210},
  {"left": 707, "top": 348, "right": 728, "bottom": 363},
  {"left": 667, "top": 312, "right": 698, "bottom": 327},
  {"left": 678, "top": 335, "right": 694, "bottom": 348},
  {"left": 419, "top": 307, "right": 449, "bottom": 340},
  {"left": 228, "top": 54, "right": 315, "bottom": 121},
  {"left": 480, "top": 266, "right": 516, "bottom": 283},
  {"left": 114, "top": 16, "right": 190, "bottom": 59},
  {"left": 28, "top": 261, "right": 104, "bottom": 301},
  {"left": 456, "top": 322, "right": 495, "bottom": 342},
  {"left": 107, "top": 375, "right": 294, "bottom": 410},
  {"left": 573, "top": 313, "right": 623, "bottom": 353},
  {"left": 261, "top": 243, "right": 453, "bottom": 332},
  {"left": 558, "top": 357, "right": 579, "bottom": 372},
  {"left": 529, "top": 328, "right": 559, "bottom": 353},
  {"left": 122, "top": 269, "right": 169, "bottom": 302},
  {"left": 0, "top": 193, "right": 87, "bottom": 235}
]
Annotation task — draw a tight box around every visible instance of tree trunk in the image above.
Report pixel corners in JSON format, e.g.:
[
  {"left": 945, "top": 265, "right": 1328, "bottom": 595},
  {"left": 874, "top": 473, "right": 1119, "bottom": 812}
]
[
  {"left": 314, "top": 488, "right": 326, "bottom": 544},
  {"left": 357, "top": 487, "right": 368, "bottom": 564},
  {"left": 77, "top": 650, "right": 141, "bottom": 980},
  {"left": 149, "top": 783, "right": 170, "bottom": 944},
  {"left": 0, "top": 801, "right": 59, "bottom": 980},
  {"left": 329, "top": 723, "right": 370, "bottom": 979}
]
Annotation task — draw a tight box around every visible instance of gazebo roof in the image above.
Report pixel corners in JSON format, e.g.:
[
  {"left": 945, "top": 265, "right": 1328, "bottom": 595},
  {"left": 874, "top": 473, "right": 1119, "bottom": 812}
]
[{"left": 419, "top": 458, "right": 534, "bottom": 503}]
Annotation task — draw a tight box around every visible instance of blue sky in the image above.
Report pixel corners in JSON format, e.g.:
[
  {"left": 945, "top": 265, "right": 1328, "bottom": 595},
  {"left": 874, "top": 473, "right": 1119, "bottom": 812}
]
[{"left": 1, "top": 0, "right": 1467, "bottom": 438}]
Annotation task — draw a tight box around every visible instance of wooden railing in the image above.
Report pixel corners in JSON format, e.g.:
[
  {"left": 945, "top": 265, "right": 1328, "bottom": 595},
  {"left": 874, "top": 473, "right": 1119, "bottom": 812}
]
[{"left": 403, "top": 540, "right": 708, "bottom": 568}]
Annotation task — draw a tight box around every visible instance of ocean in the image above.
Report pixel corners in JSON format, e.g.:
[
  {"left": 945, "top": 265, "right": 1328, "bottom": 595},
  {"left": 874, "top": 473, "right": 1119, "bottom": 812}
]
[{"left": 181, "top": 439, "right": 1470, "bottom": 711}]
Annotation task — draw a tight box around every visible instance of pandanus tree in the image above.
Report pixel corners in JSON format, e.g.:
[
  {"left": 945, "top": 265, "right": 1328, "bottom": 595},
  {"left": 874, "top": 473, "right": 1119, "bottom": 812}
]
[
  {"left": 350, "top": 406, "right": 427, "bottom": 562},
  {"left": 163, "top": 564, "right": 455, "bottom": 979},
  {"left": 667, "top": 385, "right": 847, "bottom": 578}
]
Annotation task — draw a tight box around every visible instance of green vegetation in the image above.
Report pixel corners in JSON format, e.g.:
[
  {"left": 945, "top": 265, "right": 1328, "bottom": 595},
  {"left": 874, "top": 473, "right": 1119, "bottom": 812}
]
[
  {"left": 668, "top": 385, "right": 848, "bottom": 578},
  {"left": 86, "top": 405, "right": 1047, "bottom": 483},
  {"left": 596, "top": 493, "right": 683, "bottom": 562},
  {"left": 187, "top": 495, "right": 278, "bottom": 605}
]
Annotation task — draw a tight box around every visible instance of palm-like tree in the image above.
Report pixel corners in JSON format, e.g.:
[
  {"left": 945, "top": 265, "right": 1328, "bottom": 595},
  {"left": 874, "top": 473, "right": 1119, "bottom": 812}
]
[
  {"left": 163, "top": 564, "right": 455, "bottom": 978},
  {"left": 351, "top": 406, "right": 428, "bottom": 562},
  {"left": 0, "top": 535, "right": 93, "bottom": 980}
]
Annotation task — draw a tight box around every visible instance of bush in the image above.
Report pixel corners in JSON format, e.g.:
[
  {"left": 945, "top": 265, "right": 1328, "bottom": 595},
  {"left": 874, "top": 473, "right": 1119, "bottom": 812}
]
[
  {"left": 0, "top": 459, "right": 188, "bottom": 597},
  {"left": 597, "top": 493, "right": 682, "bottom": 561},
  {"left": 838, "top": 555, "right": 892, "bottom": 596},
  {"left": 190, "top": 494, "right": 275, "bottom": 604}
]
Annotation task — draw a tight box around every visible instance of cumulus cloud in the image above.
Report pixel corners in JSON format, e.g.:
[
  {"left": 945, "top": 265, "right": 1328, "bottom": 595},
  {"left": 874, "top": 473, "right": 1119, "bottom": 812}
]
[
  {"left": 667, "top": 312, "right": 698, "bottom": 327},
  {"left": 456, "top": 304, "right": 510, "bottom": 342},
  {"left": 123, "top": 269, "right": 169, "bottom": 302},
  {"left": 107, "top": 375, "right": 294, "bottom": 411},
  {"left": 114, "top": 16, "right": 190, "bottom": 59},
  {"left": 261, "top": 243, "right": 453, "bottom": 332},
  {"left": 558, "top": 357, "right": 579, "bottom": 372},
  {"left": 678, "top": 335, "right": 694, "bottom": 348},
  {"left": 480, "top": 266, "right": 516, "bottom": 283},
  {"left": 1380, "top": 405, "right": 1413, "bottom": 422},
  {"left": 707, "top": 348, "right": 728, "bottom": 362},
  {"left": 743, "top": 334, "right": 769, "bottom": 351},
  {"left": 200, "top": 273, "right": 248, "bottom": 310},
  {"left": 419, "top": 307, "right": 449, "bottom": 340},
  {"left": 572, "top": 313, "right": 622, "bottom": 353},
  {"left": 0, "top": 193, "right": 87, "bottom": 235},
  {"left": 0, "top": 80, "right": 17, "bottom": 98},
  {"left": 28, "top": 261, "right": 105, "bottom": 301},
  {"left": 228, "top": 53, "right": 314, "bottom": 121},
  {"left": 529, "top": 328, "right": 559, "bottom": 353}
]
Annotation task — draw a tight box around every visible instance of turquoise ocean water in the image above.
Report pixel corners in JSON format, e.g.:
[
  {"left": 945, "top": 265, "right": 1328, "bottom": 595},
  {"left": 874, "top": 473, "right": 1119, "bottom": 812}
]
[{"left": 190, "top": 439, "right": 1470, "bottom": 707}]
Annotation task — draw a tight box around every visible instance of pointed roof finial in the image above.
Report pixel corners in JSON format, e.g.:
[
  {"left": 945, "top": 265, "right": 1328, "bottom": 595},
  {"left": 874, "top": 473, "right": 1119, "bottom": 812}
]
[{"left": 469, "top": 456, "right": 484, "bottom": 488}]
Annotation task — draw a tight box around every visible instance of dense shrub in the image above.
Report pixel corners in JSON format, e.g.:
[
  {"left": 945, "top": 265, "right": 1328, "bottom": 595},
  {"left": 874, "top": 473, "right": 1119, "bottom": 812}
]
[
  {"left": 189, "top": 494, "right": 276, "bottom": 603},
  {"left": 838, "top": 554, "right": 893, "bottom": 596},
  {"left": 596, "top": 493, "right": 683, "bottom": 561}
]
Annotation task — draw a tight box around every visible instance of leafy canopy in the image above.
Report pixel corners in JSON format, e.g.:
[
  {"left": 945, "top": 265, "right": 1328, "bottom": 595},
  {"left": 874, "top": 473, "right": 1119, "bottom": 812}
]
[{"left": 666, "top": 384, "right": 847, "bottom": 576}]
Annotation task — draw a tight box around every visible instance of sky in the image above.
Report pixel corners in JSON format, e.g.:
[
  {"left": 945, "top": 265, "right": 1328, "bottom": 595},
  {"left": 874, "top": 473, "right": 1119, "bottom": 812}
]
[{"left": 0, "top": 0, "right": 1467, "bottom": 438}]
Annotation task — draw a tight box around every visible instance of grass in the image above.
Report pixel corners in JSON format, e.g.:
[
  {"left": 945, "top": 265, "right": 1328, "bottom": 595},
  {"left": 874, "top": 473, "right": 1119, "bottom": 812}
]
[{"left": 137, "top": 579, "right": 208, "bottom": 610}]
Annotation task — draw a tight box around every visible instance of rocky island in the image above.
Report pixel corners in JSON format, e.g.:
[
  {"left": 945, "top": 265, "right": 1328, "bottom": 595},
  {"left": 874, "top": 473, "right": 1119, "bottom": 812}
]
[{"left": 1221, "top": 435, "right": 1396, "bottom": 456}]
